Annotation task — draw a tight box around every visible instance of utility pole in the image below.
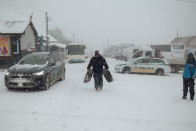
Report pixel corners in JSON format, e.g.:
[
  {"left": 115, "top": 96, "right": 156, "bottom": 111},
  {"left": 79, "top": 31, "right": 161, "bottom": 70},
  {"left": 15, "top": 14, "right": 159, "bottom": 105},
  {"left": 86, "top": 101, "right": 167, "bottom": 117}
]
[
  {"left": 177, "top": 28, "right": 179, "bottom": 38},
  {"left": 46, "top": 12, "right": 49, "bottom": 51}
]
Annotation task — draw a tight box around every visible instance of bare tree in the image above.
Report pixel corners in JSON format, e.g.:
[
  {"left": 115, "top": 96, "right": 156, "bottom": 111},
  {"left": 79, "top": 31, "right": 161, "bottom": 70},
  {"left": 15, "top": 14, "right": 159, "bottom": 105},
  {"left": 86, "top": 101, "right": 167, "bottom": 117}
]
[{"left": 49, "top": 27, "right": 71, "bottom": 44}]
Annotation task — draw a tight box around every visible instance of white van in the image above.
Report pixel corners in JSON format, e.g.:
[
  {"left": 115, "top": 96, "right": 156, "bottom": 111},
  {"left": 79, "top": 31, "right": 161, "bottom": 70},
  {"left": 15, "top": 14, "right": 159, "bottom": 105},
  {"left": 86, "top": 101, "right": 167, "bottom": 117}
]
[{"left": 124, "top": 45, "right": 152, "bottom": 60}]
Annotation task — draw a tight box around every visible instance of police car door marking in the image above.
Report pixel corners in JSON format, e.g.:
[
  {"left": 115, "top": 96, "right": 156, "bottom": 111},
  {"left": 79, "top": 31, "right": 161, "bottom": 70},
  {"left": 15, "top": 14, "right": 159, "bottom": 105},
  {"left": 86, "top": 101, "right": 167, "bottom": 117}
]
[{"left": 132, "top": 67, "right": 154, "bottom": 72}]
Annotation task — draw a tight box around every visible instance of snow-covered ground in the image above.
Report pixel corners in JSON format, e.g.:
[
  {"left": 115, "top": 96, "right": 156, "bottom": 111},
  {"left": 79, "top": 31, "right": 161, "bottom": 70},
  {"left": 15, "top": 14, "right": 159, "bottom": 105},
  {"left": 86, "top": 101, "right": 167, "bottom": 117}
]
[{"left": 0, "top": 58, "right": 196, "bottom": 131}]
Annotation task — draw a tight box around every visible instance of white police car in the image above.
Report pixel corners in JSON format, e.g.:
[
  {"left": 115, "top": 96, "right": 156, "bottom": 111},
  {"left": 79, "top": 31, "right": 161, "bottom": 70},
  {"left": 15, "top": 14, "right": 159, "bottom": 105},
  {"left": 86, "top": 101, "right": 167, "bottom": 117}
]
[{"left": 115, "top": 58, "right": 171, "bottom": 76}]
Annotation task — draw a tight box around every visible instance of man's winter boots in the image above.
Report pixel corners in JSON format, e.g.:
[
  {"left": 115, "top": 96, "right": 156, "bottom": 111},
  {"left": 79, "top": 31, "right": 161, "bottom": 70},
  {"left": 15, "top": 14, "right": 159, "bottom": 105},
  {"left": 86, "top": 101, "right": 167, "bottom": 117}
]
[
  {"left": 190, "top": 94, "right": 194, "bottom": 101},
  {"left": 182, "top": 91, "right": 187, "bottom": 99},
  {"left": 182, "top": 96, "right": 187, "bottom": 99},
  {"left": 190, "top": 92, "right": 195, "bottom": 101}
]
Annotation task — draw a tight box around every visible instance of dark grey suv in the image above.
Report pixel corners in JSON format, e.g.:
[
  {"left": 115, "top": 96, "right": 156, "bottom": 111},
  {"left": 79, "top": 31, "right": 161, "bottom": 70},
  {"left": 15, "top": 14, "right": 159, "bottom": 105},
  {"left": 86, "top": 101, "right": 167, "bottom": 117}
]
[{"left": 4, "top": 52, "right": 65, "bottom": 90}]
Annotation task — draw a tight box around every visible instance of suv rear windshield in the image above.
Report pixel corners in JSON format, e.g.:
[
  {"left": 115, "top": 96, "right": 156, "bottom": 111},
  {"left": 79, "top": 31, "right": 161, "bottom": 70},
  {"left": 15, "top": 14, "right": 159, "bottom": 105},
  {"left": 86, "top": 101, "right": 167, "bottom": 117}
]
[{"left": 18, "top": 54, "right": 48, "bottom": 65}]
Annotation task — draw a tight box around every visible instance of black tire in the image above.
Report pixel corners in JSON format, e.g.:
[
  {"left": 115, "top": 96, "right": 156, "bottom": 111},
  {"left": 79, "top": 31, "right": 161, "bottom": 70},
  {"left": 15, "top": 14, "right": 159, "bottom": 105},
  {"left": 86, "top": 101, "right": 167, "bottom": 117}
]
[
  {"left": 171, "top": 66, "right": 178, "bottom": 73},
  {"left": 6, "top": 86, "right": 12, "bottom": 90},
  {"left": 122, "top": 66, "right": 131, "bottom": 74},
  {"left": 60, "top": 69, "right": 65, "bottom": 81},
  {"left": 155, "top": 69, "right": 164, "bottom": 76}
]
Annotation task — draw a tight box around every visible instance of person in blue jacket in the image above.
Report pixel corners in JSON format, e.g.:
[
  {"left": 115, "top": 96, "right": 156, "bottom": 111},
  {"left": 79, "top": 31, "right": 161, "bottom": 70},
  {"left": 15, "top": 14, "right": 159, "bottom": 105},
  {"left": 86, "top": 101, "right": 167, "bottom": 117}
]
[{"left": 183, "top": 53, "right": 196, "bottom": 100}]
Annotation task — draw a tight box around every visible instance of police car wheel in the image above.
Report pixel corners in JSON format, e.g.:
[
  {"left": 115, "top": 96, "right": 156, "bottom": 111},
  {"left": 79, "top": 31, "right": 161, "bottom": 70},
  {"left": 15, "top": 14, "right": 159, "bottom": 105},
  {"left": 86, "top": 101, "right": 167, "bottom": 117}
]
[
  {"left": 122, "top": 67, "right": 131, "bottom": 74},
  {"left": 155, "top": 69, "right": 164, "bottom": 76}
]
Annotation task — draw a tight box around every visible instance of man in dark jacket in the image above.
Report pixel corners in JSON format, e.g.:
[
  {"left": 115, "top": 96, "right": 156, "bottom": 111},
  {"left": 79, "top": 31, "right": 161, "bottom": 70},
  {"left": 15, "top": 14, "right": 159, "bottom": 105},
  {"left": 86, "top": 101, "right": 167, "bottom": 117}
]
[{"left": 87, "top": 50, "right": 109, "bottom": 91}]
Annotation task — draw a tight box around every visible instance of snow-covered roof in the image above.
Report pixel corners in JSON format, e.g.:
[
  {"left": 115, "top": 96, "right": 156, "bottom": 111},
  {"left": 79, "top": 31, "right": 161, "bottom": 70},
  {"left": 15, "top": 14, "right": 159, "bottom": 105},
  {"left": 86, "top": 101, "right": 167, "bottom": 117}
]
[
  {"left": 43, "top": 35, "right": 57, "bottom": 42},
  {"left": 43, "top": 42, "right": 66, "bottom": 48},
  {"left": 171, "top": 36, "right": 196, "bottom": 45},
  {"left": 68, "top": 43, "right": 85, "bottom": 46},
  {"left": 0, "top": 20, "right": 29, "bottom": 34},
  {"left": 51, "top": 43, "right": 66, "bottom": 48}
]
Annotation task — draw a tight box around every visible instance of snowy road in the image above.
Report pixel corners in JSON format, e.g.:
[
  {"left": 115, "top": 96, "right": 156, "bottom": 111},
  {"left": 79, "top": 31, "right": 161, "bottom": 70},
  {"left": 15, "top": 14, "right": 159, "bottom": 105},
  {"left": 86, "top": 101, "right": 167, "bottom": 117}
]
[{"left": 0, "top": 58, "right": 196, "bottom": 131}]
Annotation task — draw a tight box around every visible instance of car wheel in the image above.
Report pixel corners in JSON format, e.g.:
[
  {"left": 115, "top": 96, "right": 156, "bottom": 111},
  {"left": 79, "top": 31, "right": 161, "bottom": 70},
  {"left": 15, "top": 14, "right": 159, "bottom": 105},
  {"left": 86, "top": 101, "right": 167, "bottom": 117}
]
[
  {"left": 6, "top": 85, "right": 12, "bottom": 90},
  {"left": 122, "top": 67, "right": 131, "bottom": 74},
  {"left": 44, "top": 74, "right": 50, "bottom": 90},
  {"left": 171, "top": 65, "right": 178, "bottom": 73},
  {"left": 156, "top": 69, "right": 164, "bottom": 76},
  {"left": 60, "top": 69, "right": 65, "bottom": 81}
]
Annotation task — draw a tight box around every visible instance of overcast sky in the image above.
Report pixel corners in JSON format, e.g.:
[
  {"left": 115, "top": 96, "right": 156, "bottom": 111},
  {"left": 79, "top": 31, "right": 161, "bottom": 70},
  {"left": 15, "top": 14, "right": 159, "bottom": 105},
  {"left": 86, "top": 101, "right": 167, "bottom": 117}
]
[{"left": 1, "top": 0, "right": 196, "bottom": 51}]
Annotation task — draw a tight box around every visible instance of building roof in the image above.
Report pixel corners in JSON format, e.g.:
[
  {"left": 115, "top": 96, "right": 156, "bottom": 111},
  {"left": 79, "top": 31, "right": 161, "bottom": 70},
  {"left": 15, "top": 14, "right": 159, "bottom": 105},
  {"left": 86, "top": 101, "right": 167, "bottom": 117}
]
[
  {"left": 43, "top": 35, "right": 57, "bottom": 42},
  {"left": 0, "top": 20, "right": 37, "bottom": 35},
  {"left": 171, "top": 36, "right": 196, "bottom": 44},
  {"left": 49, "top": 43, "right": 66, "bottom": 48},
  {"left": 43, "top": 42, "right": 66, "bottom": 48}
]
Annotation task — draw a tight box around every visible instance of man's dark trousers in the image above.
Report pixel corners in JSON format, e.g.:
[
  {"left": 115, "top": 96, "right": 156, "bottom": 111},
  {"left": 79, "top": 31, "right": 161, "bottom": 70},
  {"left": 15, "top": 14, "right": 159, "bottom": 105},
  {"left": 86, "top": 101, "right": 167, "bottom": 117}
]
[
  {"left": 94, "top": 73, "right": 103, "bottom": 89},
  {"left": 183, "top": 77, "right": 195, "bottom": 97}
]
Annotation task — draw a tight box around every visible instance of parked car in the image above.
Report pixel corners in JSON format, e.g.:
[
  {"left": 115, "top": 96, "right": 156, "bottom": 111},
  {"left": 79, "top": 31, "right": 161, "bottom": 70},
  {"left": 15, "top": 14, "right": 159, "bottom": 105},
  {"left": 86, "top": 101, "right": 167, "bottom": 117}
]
[
  {"left": 114, "top": 53, "right": 127, "bottom": 61},
  {"left": 115, "top": 58, "right": 171, "bottom": 76},
  {"left": 4, "top": 52, "right": 65, "bottom": 90}
]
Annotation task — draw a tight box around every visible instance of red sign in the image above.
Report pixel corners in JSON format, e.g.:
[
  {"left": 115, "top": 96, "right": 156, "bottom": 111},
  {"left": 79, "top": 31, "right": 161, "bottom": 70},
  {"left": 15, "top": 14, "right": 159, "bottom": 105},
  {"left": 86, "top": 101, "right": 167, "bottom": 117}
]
[{"left": 0, "top": 37, "right": 10, "bottom": 56}]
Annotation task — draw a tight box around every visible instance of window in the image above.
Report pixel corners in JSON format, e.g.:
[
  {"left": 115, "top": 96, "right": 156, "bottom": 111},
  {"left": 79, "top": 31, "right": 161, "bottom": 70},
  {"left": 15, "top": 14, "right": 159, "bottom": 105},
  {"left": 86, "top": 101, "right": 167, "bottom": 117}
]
[
  {"left": 52, "top": 54, "right": 60, "bottom": 62},
  {"left": 147, "top": 59, "right": 156, "bottom": 63},
  {"left": 136, "top": 59, "right": 143, "bottom": 63},
  {"left": 147, "top": 59, "right": 165, "bottom": 64},
  {"left": 57, "top": 53, "right": 63, "bottom": 61},
  {"left": 13, "top": 39, "right": 19, "bottom": 54},
  {"left": 133, "top": 51, "right": 143, "bottom": 58},
  {"left": 133, "top": 49, "right": 139, "bottom": 53},
  {"left": 49, "top": 56, "right": 55, "bottom": 64},
  {"left": 173, "top": 45, "right": 184, "bottom": 49},
  {"left": 158, "top": 60, "right": 165, "bottom": 64},
  {"left": 18, "top": 54, "right": 48, "bottom": 65},
  {"left": 146, "top": 51, "right": 152, "bottom": 56},
  {"left": 68, "top": 45, "right": 85, "bottom": 55},
  {"left": 136, "top": 58, "right": 147, "bottom": 64}
]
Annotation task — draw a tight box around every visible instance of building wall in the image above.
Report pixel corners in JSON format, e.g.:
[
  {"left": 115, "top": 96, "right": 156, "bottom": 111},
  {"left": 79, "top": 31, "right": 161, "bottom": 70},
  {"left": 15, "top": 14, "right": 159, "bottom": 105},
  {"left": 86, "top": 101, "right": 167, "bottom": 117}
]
[
  {"left": 187, "top": 38, "right": 196, "bottom": 46},
  {"left": 20, "top": 24, "right": 36, "bottom": 50}
]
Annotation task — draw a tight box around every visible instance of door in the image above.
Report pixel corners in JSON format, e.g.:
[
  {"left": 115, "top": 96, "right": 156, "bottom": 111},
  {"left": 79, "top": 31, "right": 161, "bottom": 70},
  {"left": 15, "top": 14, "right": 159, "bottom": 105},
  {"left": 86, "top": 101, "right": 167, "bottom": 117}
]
[
  {"left": 132, "top": 58, "right": 147, "bottom": 73},
  {"left": 49, "top": 55, "right": 57, "bottom": 81},
  {"left": 145, "top": 58, "right": 156, "bottom": 73},
  {"left": 52, "top": 53, "right": 62, "bottom": 79}
]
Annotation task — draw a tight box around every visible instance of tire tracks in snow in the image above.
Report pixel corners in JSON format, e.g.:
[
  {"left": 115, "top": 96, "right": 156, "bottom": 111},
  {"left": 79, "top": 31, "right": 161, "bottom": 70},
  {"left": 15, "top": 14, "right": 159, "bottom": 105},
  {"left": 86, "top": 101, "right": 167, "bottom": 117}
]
[{"left": 0, "top": 109, "right": 196, "bottom": 128}]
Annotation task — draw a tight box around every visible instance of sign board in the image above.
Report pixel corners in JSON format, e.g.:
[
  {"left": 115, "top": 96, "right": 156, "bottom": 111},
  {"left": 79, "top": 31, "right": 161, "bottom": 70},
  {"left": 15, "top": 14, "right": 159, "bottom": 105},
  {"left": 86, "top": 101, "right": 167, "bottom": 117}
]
[{"left": 0, "top": 36, "right": 11, "bottom": 56}]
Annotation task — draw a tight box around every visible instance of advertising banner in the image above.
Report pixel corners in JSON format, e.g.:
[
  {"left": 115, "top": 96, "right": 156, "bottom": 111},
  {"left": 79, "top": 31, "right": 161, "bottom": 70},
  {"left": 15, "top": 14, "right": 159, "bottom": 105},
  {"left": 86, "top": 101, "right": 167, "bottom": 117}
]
[{"left": 0, "top": 36, "right": 11, "bottom": 56}]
